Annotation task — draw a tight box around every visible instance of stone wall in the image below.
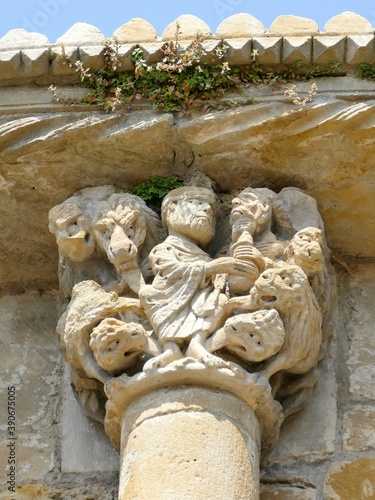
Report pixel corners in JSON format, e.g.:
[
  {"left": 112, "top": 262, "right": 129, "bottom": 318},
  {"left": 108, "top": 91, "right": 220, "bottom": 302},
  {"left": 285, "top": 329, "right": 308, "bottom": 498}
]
[
  {"left": 1, "top": 12, "right": 375, "bottom": 87},
  {"left": 1, "top": 266, "right": 374, "bottom": 498},
  {"left": 0, "top": 11, "right": 374, "bottom": 500}
]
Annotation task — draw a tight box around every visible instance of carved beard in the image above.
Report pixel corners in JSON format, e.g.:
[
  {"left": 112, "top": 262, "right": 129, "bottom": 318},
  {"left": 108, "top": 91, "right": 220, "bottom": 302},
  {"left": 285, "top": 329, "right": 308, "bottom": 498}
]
[
  {"left": 189, "top": 215, "right": 214, "bottom": 245},
  {"left": 169, "top": 212, "right": 214, "bottom": 247}
]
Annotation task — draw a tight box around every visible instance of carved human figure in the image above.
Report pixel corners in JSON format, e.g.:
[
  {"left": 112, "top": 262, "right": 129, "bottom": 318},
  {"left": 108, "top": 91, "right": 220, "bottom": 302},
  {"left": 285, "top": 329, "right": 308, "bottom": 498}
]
[
  {"left": 205, "top": 308, "right": 285, "bottom": 363},
  {"left": 50, "top": 184, "right": 336, "bottom": 435},
  {"left": 227, "top": 188, "right": 285, "bottom": 296},
  {"left": 139, "top": 186, "right": 255, "bottom": 369},
  {"left": 49, "top": 187, "right": 164, "bottom": 298}
]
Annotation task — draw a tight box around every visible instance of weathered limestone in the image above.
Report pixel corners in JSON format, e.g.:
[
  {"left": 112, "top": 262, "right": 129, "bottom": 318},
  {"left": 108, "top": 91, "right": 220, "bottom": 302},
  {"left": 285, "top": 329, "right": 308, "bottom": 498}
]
[
  {"left": 0, "top": 50, "right": 21, "bottom": 80},
  {"left": 216, "top": 13, "right": 266, "bottom": 38},
  {"left": 162, "top": 15, "right": 211, "bottom": 40},
  {"left": 269, "top": 16, "right": 319, "bottom": 36},
  {"left": 260, "top": 485, "right": 317, "bottom": 499},
  {"left": 0, "top": 12, "right": 374, "bottom": 87},
  {"left": 252, "top": 37, "right": 282, "bottom": 64},
  {"left": 224, "top": 39, "right": 252, "bottom": 65},
  {"left": 0, "top": 296, "right": 60, "bottom": 484},
  {"left": 56, "top": 22, "right": 105, "bottom": 46},
  {"left": 0, "top": 29, "right": 50, "bottom": 50},
  {"left": 113, "top": 18, "right": 158, "bottom": 43},
  {"left": 21, "top": 49, "right": 50, "bottom": 78},
  {"left": 324, "top": 459, "right": 375, "bottom": 499},
  {"left": 61, "top": 365, "right": 119, "bottom": 473},
  {"left": 50, "top": 45, "right": 79, "bottom": 76},
  {"left": 78, "top": 46, "right": 106, "bottom": 73},
  {"left": 266, "top": 355, "right": 336, "bottom": 464},
  {"left": 346, "top": 35, "right": 375, "bottom": 64},
  {"left": 343, "top": 406, "right": 375, "bottom": 452},
  {"left": 1, "top": 11, "right": 374, "bottom": 498},
  {"left": 323, "top": 12, "right": 374, "bottom": 35},
  {"left": 313, "top": 36, "right": 346, "bottom": 65},
  {"left": 199, "top": 39, "right": 223, "bottom": 65},
  {"left": 48, "top": 183, "right": 336, "bottom": 498},
  {"left": 346, "top": 275, "right": 375, "bottom": 401},
  {"left": 282, "top": 37, "right": 312, "bottom": 65},
  {"left": 139, "top": 42, "right": 164, "bottom": 65},
  {"left": 118, "top": 388, "right": 260, "bottom": 499}
]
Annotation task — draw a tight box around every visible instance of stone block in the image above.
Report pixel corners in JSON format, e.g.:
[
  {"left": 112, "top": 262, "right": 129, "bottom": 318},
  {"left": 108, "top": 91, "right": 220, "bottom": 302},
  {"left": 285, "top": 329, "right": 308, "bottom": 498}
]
[
  {"left": 199, "top": 39, "right": 223, "bottom": 65},
  {"left": 269, "top": 16, "right": 319, "bottom": 36},
  {"left": 282, "top": 37, "right": 312, "bottom": 65},
  {"left": 21, "top": 48, "right": 49, "bottom": 78},
  {"left": 56, "top": 22, "right": 105, "bottom": 46},
  {"left": 324, "top": 459, "right": 375, "bottom": 499},
  {"left": 265, "top": 355, "right": 336, "bottom": 464},
  {"left": 0, "top": 50, "right": 21, "bottom": 80},
  {"left": 113, "top": 18, "right": 158, "bottom": 43},
  {"left": 117, "top": 44, "right": 135, "bottom": 71},
  {"left": 313, "top": 36, "right": 346, "bottom": 65},
  {"left": 61, "top": 364, "right": 119, "bottom": 473},
  {"left": 139, "top": 42, "right": 164, "bottom": 65},
  {"left": 78, "top": 46, "right": 106, "bottom": 73},
  {"left": 216, "top": 13, "right": 265, "bottom": 38},
  {"left": 252, "top": 37, "right": 282, "bottom": 65},
  {"left": 0, "top": 296, "right": 60, "bottom": 485},
  {"left": 50, "top": 45, "right": 79, "bottom": 77},
  {"left": 347, "top": 278, "right": 375, "bottom": 400},
  {"left": 260, "top": 484, "right": 317, "bottom": 499},
  {"left": 162, "top": 15, "right": 211, "bottom": 41},
  {"left": 0, "top": 28, "right": 50, "bottom": 50},
  {"left": 324, "top": 12, "right": 374, "bottom": 35},
  {"left": 343, "top": 406, "right": 375, "bottom": 452},
  {"left": 346, "top": 35, "right": 375, "bottom": 64},
  {"left": 225, "top": 39, "right": 251, "bottom": 66}
]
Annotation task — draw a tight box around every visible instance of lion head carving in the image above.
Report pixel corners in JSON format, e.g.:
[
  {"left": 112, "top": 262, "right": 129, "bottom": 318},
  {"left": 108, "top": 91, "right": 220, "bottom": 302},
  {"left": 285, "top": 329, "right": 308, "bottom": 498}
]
[{"left": 250, "top": 266, "right": 322, "bottom": 377}]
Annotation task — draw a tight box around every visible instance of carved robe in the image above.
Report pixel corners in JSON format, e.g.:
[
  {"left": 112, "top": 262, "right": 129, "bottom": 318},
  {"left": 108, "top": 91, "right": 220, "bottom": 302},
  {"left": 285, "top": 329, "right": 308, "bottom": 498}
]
[{"left": 140, "top": 235, "right": 226, "bottom": 344}]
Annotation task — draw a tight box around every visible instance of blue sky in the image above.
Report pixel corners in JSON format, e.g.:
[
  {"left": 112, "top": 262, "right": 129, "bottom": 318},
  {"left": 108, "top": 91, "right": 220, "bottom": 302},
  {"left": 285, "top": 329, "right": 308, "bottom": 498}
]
[{"left": 1, "top": 0, "right": 375, "bottom": 42}]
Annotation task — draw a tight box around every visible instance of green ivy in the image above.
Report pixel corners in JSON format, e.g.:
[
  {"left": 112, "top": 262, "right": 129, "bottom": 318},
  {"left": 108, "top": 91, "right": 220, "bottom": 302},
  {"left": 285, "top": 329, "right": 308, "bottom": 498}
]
[
  {"left": 130, "top": 176, "right": 183, "bottom": 206},
  {"left": 49, "top": 27, "right": 343, "bottom": 114},
  {"left": 356, "top": 62, "right": 375, "bottom": 79}
]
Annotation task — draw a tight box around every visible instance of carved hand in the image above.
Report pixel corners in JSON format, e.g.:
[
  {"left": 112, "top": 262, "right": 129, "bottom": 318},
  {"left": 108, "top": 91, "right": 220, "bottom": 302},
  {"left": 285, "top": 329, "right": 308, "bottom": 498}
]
[{"left": 205, "top": 257, "right": 258, "bottom": 277}]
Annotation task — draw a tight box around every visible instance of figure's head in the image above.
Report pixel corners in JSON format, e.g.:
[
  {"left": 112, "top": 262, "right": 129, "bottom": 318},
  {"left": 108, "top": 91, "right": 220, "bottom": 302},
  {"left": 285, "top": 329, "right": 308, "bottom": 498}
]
[
  {"left": 89, "top": 318, "right": 147, "bottom": 375},
  {"left": 230, "top": 188, "right": 272, "bottom": 240},
  {"left": 48, "top": 202, "right": 95, "bottom": 262},
  {"left": 286, "top": 227, "right": 324, "bottom": 276},
  {"left": 250, "top": 265, "right": 309, "bottom": 310},
  {"left": 223, "top": 309, "right": 285, "bottom": 362},
  {"left": 161, "top": 187, "right": 217, "bottom": 246}
]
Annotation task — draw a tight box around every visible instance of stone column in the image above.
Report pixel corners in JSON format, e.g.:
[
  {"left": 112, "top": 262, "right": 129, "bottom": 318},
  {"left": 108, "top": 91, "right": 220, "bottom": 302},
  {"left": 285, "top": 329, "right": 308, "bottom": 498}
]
[
  {"left": 118, "top": 387, "right": 260, "bottom": 500},
  {"left": 105, "top": 363, "right": 283, "bottom": 500}
]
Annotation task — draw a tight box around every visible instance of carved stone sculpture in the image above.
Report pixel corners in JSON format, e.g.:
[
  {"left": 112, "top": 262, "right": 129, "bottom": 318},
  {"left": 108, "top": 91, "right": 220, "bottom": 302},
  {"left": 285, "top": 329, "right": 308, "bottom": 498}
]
[
  {"left": 50, "top": 182, "right": 337, "bottom": 499},
  {"left": 49, "top": 186, "right": 165, "bottom": 298},
  {"left": 205, "top": 308, "right": 285, "bottom": 363}
]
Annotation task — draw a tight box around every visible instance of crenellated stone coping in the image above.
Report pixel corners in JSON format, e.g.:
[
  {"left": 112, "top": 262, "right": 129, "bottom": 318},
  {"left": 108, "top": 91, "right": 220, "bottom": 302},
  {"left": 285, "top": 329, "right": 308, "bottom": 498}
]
[{"left": 0, "top": 12, "right": 375, "bottom": 86}]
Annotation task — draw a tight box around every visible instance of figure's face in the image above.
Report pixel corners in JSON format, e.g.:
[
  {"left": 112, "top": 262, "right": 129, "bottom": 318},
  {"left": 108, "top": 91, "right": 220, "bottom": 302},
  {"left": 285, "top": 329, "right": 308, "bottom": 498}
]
[
  {"left": 230, "top": 192, "right": 271, "bottom": 239},
  {"left": 51, "top": 205, "right": 95, "bottom": 262},
  {"left": 224, "top": 309, "right": 285, "bottom": 362},
  {"left": 90, "top": 319, "right": 147, "bottom": 375},
  {"left": 168, "top": 198, "right": 215, "bottom": 246}
]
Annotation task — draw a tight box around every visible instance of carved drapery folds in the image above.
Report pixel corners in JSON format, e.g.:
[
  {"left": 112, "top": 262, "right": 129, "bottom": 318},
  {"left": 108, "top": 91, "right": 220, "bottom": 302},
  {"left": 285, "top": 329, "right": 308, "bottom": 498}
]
[{"left": 49, "top": 184, "right": 336, "bottom": 455}]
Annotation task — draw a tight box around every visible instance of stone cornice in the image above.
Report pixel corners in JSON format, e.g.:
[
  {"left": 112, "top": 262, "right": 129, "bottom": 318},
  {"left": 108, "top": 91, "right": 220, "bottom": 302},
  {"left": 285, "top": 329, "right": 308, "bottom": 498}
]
[{"left": 0, "top": 12, "right": 375, "bottom": 86}]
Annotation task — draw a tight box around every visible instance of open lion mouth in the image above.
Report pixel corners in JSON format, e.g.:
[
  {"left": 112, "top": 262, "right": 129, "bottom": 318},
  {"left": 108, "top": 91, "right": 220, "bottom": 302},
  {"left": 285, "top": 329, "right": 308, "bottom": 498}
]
[
  {"left": 124, "top": 348, "right": 139, "bottom": 357},
  {"left": 261, "top": 295, "right": 277, "bottom": 303}
]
